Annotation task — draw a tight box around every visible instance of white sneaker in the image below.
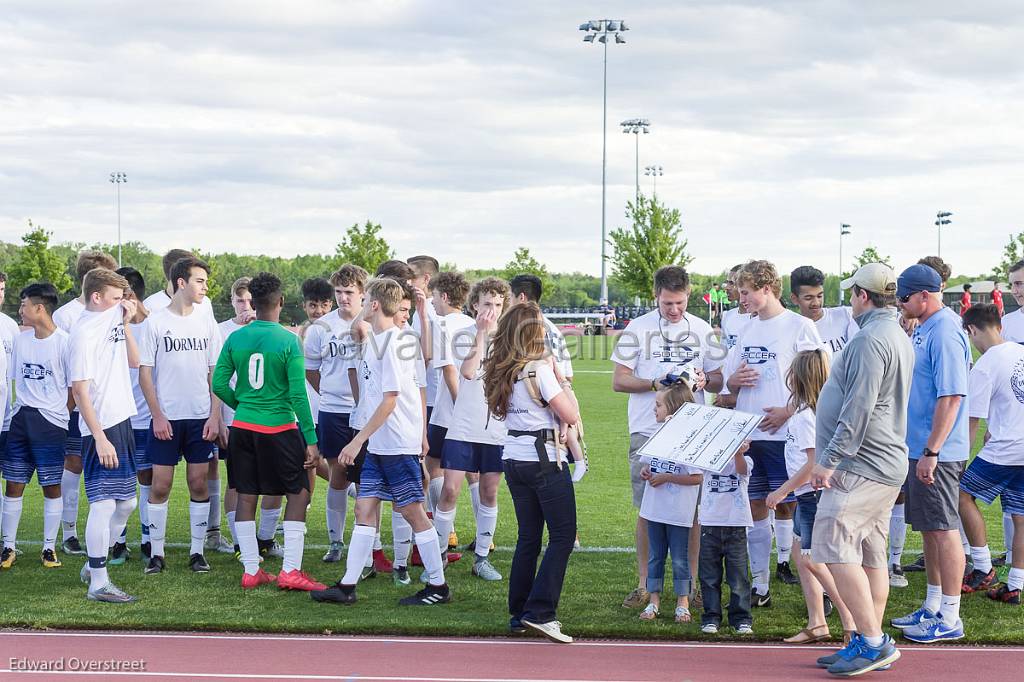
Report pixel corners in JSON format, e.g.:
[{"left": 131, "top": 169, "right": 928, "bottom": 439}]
[
  {"left": 701, "top": 623, "right": 719, "bottom": 634},
  {"left": 735, "top": 624, "right": 754, "bottom": 635},
  {"left": 522, "top": 618, "right": 573, "bottom": 644},
  {"left": 205, "top": 532, "right": 234, "bottom": 554}
]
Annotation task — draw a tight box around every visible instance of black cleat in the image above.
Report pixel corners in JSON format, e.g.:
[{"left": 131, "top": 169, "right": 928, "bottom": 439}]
[
  {"left": 902, "top": 554, "right": 926, "bottom": 573},
  {"left": 399, "top": 583, "right": 451, "bottom": 606},
  {"left": 823, "top": 592, "right": 834, "bottom": 617},
  {"left": 776, "top": 561, "right": 799, "bottom": 585},
  {"left": 310, "top": 581, "right": 357, "bottom": 605},
  {"left": 189, "top": 553, "right": 211, "bottom": 573},
  {"left": 109, "top": 542, "right": 130, "bottom": 566},
  {"left": 141, "top": 541, "right": 152, "bottom": 561},
  {"left": 751, "top": 588, "right": 771, "bottom": 607},
  {"left": 62, "top": 536, "right": 86, "bottom": 556},
  {"left": 962, "top": 568, "right": 996, "bottom": 594},
  {"left": 144, "top": 555, "right": 166, "bottom": 575},
  {"left": 993, "top": 553, "right": 1008, "bottom": 568}
]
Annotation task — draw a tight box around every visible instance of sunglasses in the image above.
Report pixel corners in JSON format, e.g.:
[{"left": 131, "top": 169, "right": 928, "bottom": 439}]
[{"left": 898, "top": 292, "right": 920, "bottom": 304}]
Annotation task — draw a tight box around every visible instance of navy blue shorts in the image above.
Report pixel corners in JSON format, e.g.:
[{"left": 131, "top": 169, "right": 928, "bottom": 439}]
[
  {"left": 66, "top": 409, "right": 82, "bottom": 457},
  {"left": 794, "top": 491, "right": 819, "bottom": 552},
  {"left": 133, "top": 428, "right": 151, "bottom": 472},
  {"left": 317, "top": 411, "right": 364, "bottom": 482},
  {"left": 961, "top": 457, "right": 1024, "bottom": 516},
  {"left": 147, "top": 418, "right": 215, "bottom": 466},
  {"left": 746, "top": 440, "right": 794, "bottom": 502},
  {"left": 359, "top": 453, "right": 425, "bottom": 507},
  {"left": 441, "top": 439, "right": 503, "bottom": 474},
  {"left": 426, "top": 423, "right": 447, "bottom": 460},
  {"left": 2, "top": 408, "right": 68, "bottom": 487},
  {"left": 82, "top": 419, "right": 137, "bottom": 503}
]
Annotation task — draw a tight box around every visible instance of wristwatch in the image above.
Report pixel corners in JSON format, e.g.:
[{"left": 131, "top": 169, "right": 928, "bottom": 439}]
[{"left": 922, "top": 447, "right": 939, "bottom": 458}]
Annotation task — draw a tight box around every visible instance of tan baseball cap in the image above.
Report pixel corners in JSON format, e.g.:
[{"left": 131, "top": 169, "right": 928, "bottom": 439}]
[{"left": 840, "top": 262, "right": 897, "bottom": 295}]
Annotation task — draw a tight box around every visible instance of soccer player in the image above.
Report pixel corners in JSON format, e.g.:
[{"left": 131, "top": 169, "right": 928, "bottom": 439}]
[
  {"left": 0, "top": 272, "right": 20, "bottom": 539},
  {"left": 996, "top": 260, "right": 1024, "bottom": 565},
  {"left": 960, "top": 284, "right": 973, "bottom": 315},
  {"left": 509, "top": 274, "right": 575, "bottom": 383},
  {"left": 70, "top": 268, "right": 140, "bottom": 603},
  {"left": 311, "top": 277, "right": 450, "bottom": 606},
  {"left": 138, "top": 257, "right": 223, "bottom": 575},
  {"left": 143, "top": 249, "right": 215, "bottom": 316},
  {"left": 212, "top": 272, "right": 325, "bottom": 592},
  {"left": 720, "top": 264, "right": 752, "bottom": 350},
  {"left": 52, "top": 250, "right": 118, "bottom": 556},
  {"left": 992, "top": 281, "right": 1005, "bottom": 317},
  {"left": 0, "top": 283, "right": 70, "bottom": 570},
  {"left": 724, "top": 260, "right": 825, "bottom": 606},
  {"left": 957, "top": 304, "right": 1024, "bottom": 605},
  {"left": 407, "top": 256, "right": 441, "bottom": 419},
  {"left": 305, "top": 265, "right": 368, "bottom": 563},
  {"left": 789, "top": 266, "right": 859, "bottom": 356},
  {"left": 433, "top": 277, "right": 510, "bottom": 582}
]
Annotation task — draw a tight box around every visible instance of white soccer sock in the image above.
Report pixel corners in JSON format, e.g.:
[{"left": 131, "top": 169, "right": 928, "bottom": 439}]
[
  {"left": 970, "top": 545, "right": 993, "bottom": 574},
  {"left": 775, "top": 518, "right": 794, "bottom": 564},
  {"left": 958, "top": 518, "right": 970, "bottom": 556},
  {"left": 924, "top": 583, "right": 942, "bottom": 614},
  {"left": 42, "top": 497, "right": 62, "bottom": 551},
  {"left": 748, "top": 517, "right": 772, "bottom": 594},
  {"left": 235, "top": 520, "right": 260, "bottom": 576},
  {"left": 207, "top": 480, "right": 221, "bottom": 534},
  {"left": 85, "top": 499, "right": 115, "bottom": 590},
  {"left": 392, "top": 512, "right": 412, "bottom": 568},
  {"left": 326, "top": 486, "right": 347, "bottom": 544},
  {"left": 257, "top": 505, "right": 281, "bottom": 541},
  {"left": 1004, "top": 513, "right": 1015, "bottom": 562},
  {"left": 189, "top": 499, "right": 211, "bottom": 555},
  {"left": 139, "top": 485, "right": 151, "bottom": 542},
  {"left": 282, "top": 520, "right": 306, "bottom": 573},
  {"left": 939, "top": 593, "right": 961, "bottom": 624},
  {"left": 149, "top": 501, "right": 169, "bottom": 557},
  {"left": 226, "top": 511, "right": 237, "bottom": 545},
  {"left": 427, "top": 477, "right": 443, "bottom": 517},
  {"left": 373, "top": 530, "right": 383, "bottom": 552},
  {"left": 475, "top": 504, "right": 498, "bottom": 559},
  {"left": 61, "top": 470, "right": 81, "bottom": 540},
  {"left": 1008, "top": 567, "right": 1024, "bottom": 592},
  {"left": 2, "top": 496, "right": 23, "bottom": 549},
  {"left": 888, "top": 503, "right": 906, "bottom": 565},
  {"left": 415, "top": 528, "right": 446, "bottom": 586},
  {"left": 107, "top": 497, "right": 135, "bottom": 548},
  {"left": 341, "top": 524, "right": 376, "bottom": 585},
  {"left": 469, "top": 481, "right": 481, "bottom": 519},
  {"left": 433, "top": 507, "right": 456, "bottom": 557}
]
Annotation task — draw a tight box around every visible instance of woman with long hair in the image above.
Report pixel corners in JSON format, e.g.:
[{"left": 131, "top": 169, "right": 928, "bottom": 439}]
[{"left": 484, "top": 302, "right": 580, "bottom": 644}]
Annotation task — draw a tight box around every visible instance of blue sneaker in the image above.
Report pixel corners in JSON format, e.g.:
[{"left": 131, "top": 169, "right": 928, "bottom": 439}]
[
  {"left": 901, "top": 616, "right": 964, "bottom": 643},
  {"left": 817, "top": 633, "right": 863, "bottom": 668},
  {"left": 890, "top": 607, "right": 935, "bottom": 630},
  {"left": 828, "top": 635, "right": 900, "bottom": 676}
]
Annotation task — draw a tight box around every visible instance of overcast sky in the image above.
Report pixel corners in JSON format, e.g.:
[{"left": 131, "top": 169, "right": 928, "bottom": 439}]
[{"left": 2, "top": 1, "right": 1022, "bottom": 278}]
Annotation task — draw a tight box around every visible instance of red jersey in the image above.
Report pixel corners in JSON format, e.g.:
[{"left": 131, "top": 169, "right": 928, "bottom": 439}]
[
  {"left": 960, "top": 291, "right": 971, "bottom": 314},
  {"left": 992, "top": 289, "right": 1004, "bottom": 315}
]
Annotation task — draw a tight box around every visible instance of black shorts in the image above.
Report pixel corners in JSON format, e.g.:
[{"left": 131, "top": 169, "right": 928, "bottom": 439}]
[{"left": 227, "top": 426, "right": 309, "bottom": 496}]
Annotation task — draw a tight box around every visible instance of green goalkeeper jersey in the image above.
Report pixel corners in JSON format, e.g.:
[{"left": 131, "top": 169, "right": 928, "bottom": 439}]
[{"left": 212, "top": 320, "right": 317, "bottom": 444}]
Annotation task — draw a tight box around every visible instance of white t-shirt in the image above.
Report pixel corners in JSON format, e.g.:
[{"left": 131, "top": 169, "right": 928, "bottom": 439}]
[
  {"left": 217, "top": 318, "right": 245, "bottom": 425},
  {"left": 612, "top": 310, "right": 723, "bottom": 438},
  {"left": 445, "top": 324, "right": 507, "bottom": 445},
  {"left": 127, "top": 320, "right": 152, "bottom": 430},
  {"left": 139, "top": 306, "right": 222, "bottom": 421},
  {"left": 720, "top": 308, "right": 751, "bottom": 350},
  {"left": 969, "top": 341, "right": 1024, "bottom": 466},
  {"left": 11, "top": 328, "right": 72, "bottom": 429},
  {"left": 698, "top": 455, "right": 754, "bottom": 528},
  {"left": 783, "top": 407, "right": 816, "bottom": 497},
  {"left": 1002, "top": 309, "right": 1024, "bottom": 344},
  {"left": 362, "top": 326, "right": 425, "bottom": 456},
  {"left": 724, "top": 309, "right": 825, "bottom": 441},
  {"left": 639, "top": 457, "right": 702, "bottom": 527},
  {"left": 0, "top": 312, "right": 20, "bottom": 431},
  {"left": 412, "top": 306, "right": 440, "bottom": 407},
  {"left": 429, "top": 312, "right": 475, "bottom": 429},
  {"left": 544, "top": 317, "right": 574, "bottom": 379},
  {"left": 69, "top": 306, "right": 136, "bottom": 436},
  {"left": 814, "top": 307, "right": 860, "bottom": 357},
  {"left": 502, "top": 363, "right": 563, "bottom": 462},
  {"left": 52, "top": 298, "right": 86, "bottom": 333},
  {"left": 304, "top": 310, "right": 358, "bottom": 414},
  {"left": 143, "top": 290, "right": 215, "bottom": 317}
]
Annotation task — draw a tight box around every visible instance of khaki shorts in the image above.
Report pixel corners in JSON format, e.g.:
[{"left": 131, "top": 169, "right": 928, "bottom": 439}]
[
  {"left": 811, "top": 470, "right": 900, "bottom": 569},
  {"left": 628, "top": 433, "right": 650, "bottom": 508}
]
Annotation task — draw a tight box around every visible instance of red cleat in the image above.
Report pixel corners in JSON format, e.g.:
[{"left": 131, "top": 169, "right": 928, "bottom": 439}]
[
  {"left": 241, "top": 568, "right": 277, "bottom": 589},
  {"left": 277, "top": 569, "right": 327, "bottom": 591},
  {"left": 447, "top": 551, "right": 462, "bottom": 563},
  {"left": 411, "top": 545, "right": 423, "bottom": 567},
  {"left": 373, "top": 548, "right": 394, "bottom": 574}
]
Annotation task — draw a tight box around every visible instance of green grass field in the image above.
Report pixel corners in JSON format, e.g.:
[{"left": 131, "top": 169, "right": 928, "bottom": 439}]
[{"left": 1, "top": 336, "right": 1021, "bottom": 642}]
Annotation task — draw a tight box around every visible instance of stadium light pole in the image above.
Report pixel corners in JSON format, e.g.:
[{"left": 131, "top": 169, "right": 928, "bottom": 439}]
[
  {"left": 621, "top": 118, "right": 650, "bottom": 203},
  {"left": 579, "top": 18, "right": 628, "bottom": 306},
  {"left": 839, "top": 223, "right": 851, "bottom": 304},
  {"left": 644, "top": 164, "right": 663, "bottom": 195},
  {"left": 935, "top": 211, "right": 952, "bottom": 258},
  {"left": 109, "top": 172, "right": 127, "bottom": 266}
]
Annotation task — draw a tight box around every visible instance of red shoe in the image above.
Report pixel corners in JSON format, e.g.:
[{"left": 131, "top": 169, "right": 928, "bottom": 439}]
[
  {"left": 373, "top": 548, "right": 393, "bottom": 574},
  {"left": 241, "top": 568, "right": 277, "bottom": 589},
  {"left": 447, "top": 551, "right": 462, "bottom": 563},
  {"left": 411, "top": 545, "right": 423, "bottom": 567},
  {"left": 277, "top": 569, "right": 327, "bottom": 591}
]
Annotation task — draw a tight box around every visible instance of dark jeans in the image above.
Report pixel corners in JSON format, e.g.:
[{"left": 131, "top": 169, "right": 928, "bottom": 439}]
[
  {"left": 698, "top": 525, "right": 751, "bottom": 628},
  {"left": 503, "top": 460, "right": 577, "bottom": 625}
]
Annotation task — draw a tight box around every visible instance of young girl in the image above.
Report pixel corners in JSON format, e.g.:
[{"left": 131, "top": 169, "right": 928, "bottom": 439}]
[
  {"left": 766, "top": 349, "right": 856, "bottom": 644},
  {"left": 639, "top": 381, "right": 704, "bottom": 623}
]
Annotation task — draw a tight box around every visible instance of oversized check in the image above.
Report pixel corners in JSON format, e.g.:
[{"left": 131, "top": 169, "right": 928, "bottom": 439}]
[{"left": 636, "top": 402, "right": 762, "bottom": 473}]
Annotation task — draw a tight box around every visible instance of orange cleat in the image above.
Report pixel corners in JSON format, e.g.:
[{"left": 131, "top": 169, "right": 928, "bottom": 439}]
[
  {"left": 277, "top": 569, "right": 327, "bottom": 591},
  {"left": 241, "top": 568, "right": 277, "bottom": 589}
]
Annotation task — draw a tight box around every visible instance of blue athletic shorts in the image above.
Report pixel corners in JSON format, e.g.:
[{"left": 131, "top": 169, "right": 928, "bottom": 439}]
[
  {"left": 794, "top": 491, "right": 819, "bottom": 552},
  {"left": 426, "top": 423, "right": 447, "bottom": 461},
  {"left": 147, "top": 418, "right": 215, "bottom": 466},
  {"left": 960, "top": 456, "right": 1024, "bottom": 516},
  {"left": 133, "top": 428, "right": 151, "bottom": 472},
  {"left": 358, "top": 453, "right": 425, "bottom": 507},
  {"left": 746, "top": 440, "right": 794, "bottom": 502},
  {"left": 316, "top": 411, "right": 364, "bottom": 482},
  {"left": 2, "top": 407, "right": 68, "bottom": 487},
  {"left": 441, "top": 439, "right": 503, "bottom": 474},
  {"left": 66, "top": 409, "right": 82, "bottom": 457},
  {"left": 82, "top": 419, "right": 137, "bottom": 503}
]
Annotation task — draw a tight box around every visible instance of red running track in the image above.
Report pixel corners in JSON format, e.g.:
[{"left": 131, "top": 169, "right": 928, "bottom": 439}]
[{"left": 0, "top": 630, "right": 1020, "bottom": 681}]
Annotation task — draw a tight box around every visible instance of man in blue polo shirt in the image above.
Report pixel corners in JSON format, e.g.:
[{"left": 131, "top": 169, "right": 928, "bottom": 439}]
[{"left": 890, "top": 264, "right": 971, "bottom": 642}]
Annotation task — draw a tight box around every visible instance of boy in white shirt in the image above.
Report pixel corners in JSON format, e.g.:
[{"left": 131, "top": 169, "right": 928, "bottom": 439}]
[
  {"left": 509, "top": 274, "right": 575, "bottom": 382},
  {"left": 138, "top": 257, "right": 223, "bottom": 575},
  {"left": 312, "top": 277, "right": 450, "bottom": 607},
  {"left": 720, "top": 263, "right": 752, "bottom": 351},
  {"left": 0, "top": 284, "right": 71, "bottom": 571},
  {"left": 70, "top": 268, "right": 141, "bottom": 603},
  {"left": 1002, "top": 260, "right": 1024, "bottom": 344},
  {"left": 790, "top": 266, "right": 859, "bottom": 356},
  {"left": 0, "top": 272, "right": 19, "bottom": 543}
]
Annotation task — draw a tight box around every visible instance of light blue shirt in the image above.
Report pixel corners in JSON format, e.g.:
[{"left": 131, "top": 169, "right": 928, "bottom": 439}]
[{"left": 906, "top": 307, "right": 970, "bottom": 461}]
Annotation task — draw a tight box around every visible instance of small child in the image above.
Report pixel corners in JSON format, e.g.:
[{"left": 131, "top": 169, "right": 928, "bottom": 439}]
[{"left": 639, "top": 381, "right": 704, "bottom": 623}]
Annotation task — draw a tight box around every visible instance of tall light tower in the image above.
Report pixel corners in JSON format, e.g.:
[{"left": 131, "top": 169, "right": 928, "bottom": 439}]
[
  {"left": 644, "top": 164, "right": 663, "bottom": 195},
  {"left": 935, "top": 211, "right": 952, "bottom": 257},
  {"left": 621, "top": 118, "right": 650, "bottom": 203},
  {"left": 579, "top": 18, "right": 629, "bottom": 306},
  {"left": 839, "top": 223, "right": 851, "bottom": 304},
  {"left": 109, "top": 172, "right": 127, "bottom": 266}
]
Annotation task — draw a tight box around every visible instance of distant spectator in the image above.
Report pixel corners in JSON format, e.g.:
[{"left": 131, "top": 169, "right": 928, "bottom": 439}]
[
  {"left": 992, "top": 282, "right": 1005, "bottom": 316},
  {"left": 961, "top": 284, "right": 973, "bottom": 316}
]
